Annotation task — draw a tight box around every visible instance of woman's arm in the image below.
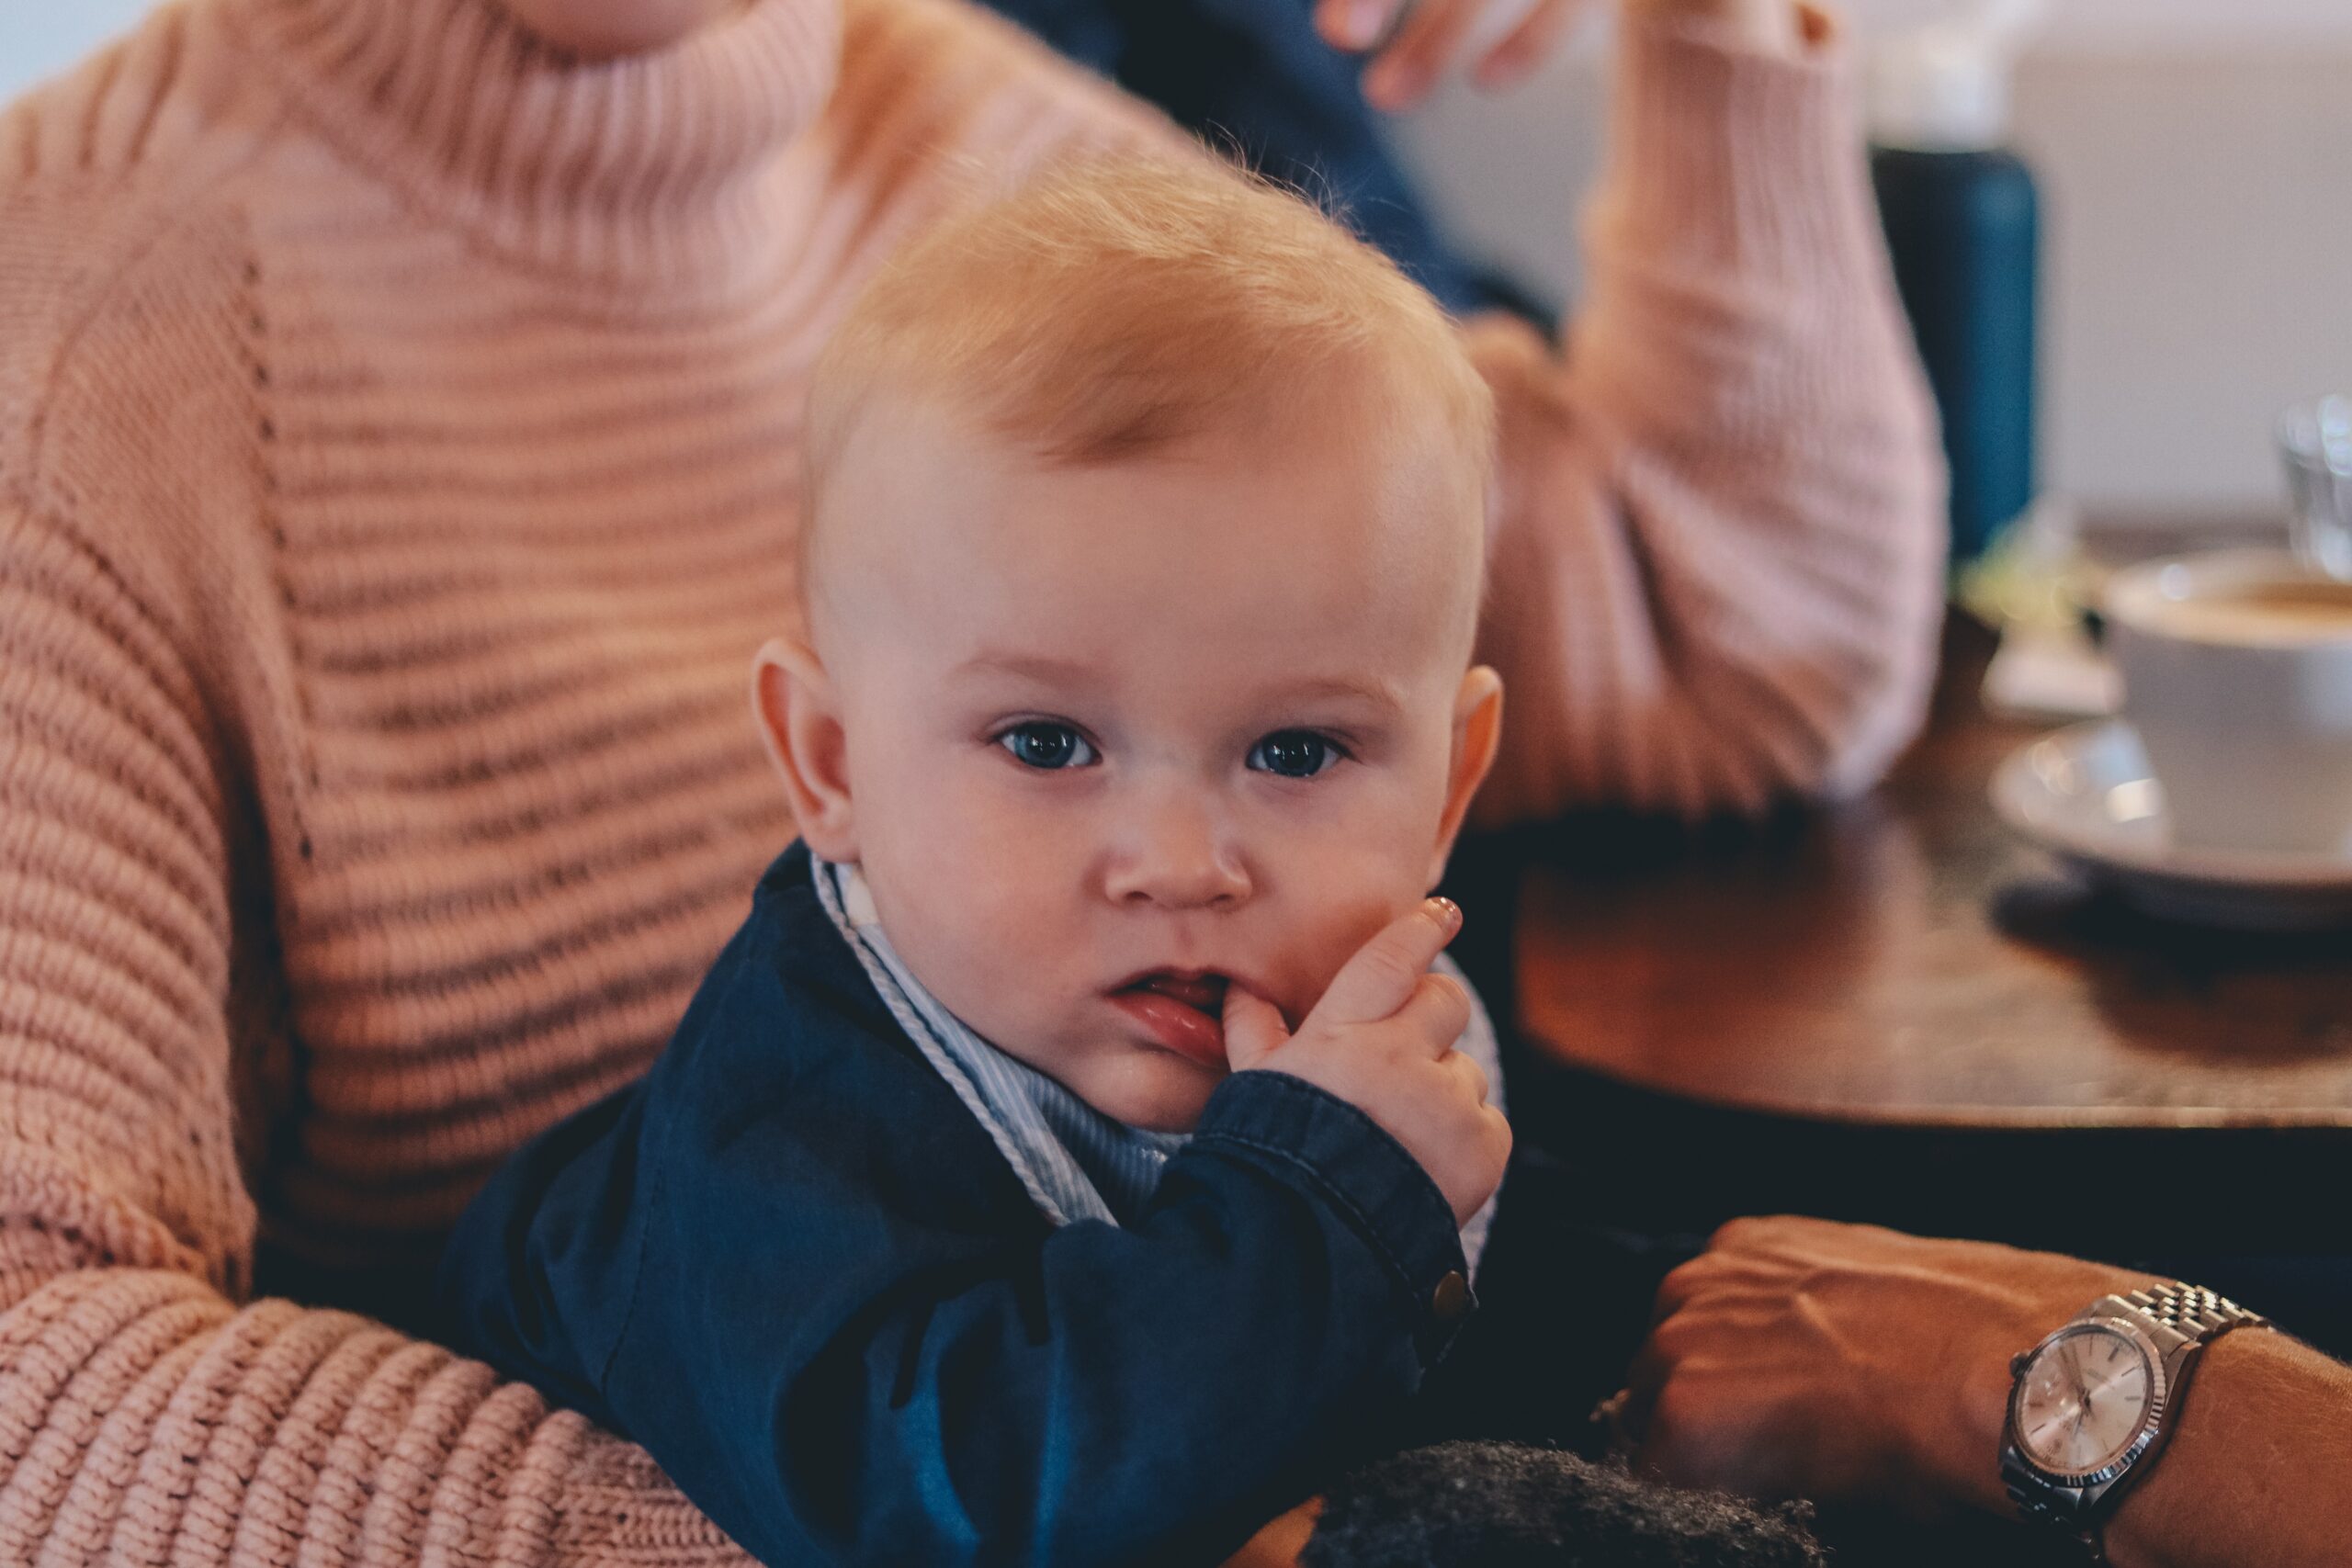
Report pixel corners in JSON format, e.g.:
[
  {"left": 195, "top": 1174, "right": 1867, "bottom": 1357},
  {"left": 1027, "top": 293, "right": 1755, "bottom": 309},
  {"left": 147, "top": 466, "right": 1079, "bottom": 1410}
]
[
  {"left": 1464, "top": 1, "right": 1947, "bottom": 822},
  {"left": 1629, "top": 1217, "right": 2352, "bottom": 1568},
  {"left": 0, "top": 44, "right": 818, "bottom": 1538},
  {"left": 0, "top": 488, "right": 756, "bottom": 1568}
]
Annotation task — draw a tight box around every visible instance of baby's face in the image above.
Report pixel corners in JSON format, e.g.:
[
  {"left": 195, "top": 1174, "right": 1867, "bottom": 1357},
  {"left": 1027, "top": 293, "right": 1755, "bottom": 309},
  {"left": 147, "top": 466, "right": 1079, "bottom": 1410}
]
[{"left": 772, "top": 389, "right": 1498, "bottom": 1132}]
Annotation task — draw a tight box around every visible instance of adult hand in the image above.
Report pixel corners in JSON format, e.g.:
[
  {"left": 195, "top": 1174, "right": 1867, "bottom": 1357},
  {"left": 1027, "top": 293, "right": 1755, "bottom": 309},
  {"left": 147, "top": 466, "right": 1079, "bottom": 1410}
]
[
  {"left": 1224, "top": 898, "right": 1510, "bottom": 1228},
  {"left": 1316, "top": 0, "right": 1801, "bottom": 112},
  {"left": 1623, "top": 1216, "right": 2155, "bottom": 1517},
  {"left": 1315, "top": 0, "right": 1587, "bottom": 108}
]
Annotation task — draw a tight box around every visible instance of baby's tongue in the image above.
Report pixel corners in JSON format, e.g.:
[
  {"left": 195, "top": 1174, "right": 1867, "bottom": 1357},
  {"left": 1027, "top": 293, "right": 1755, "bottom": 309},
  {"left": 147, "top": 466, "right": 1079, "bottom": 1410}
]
[{"left": 1133, "top": 973, "right": 1227, "bottom": 1015}]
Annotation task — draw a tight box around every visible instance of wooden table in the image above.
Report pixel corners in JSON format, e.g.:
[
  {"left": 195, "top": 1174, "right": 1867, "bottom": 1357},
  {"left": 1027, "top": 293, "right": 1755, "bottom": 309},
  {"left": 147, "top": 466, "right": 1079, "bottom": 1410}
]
[{"left": 1466, "top": 611, "right": 2352, "bottom": 1268}]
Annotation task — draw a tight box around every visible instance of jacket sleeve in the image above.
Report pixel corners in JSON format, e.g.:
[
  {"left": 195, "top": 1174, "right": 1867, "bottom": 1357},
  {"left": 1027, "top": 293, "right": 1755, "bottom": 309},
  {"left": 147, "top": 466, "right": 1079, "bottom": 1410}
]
[{"left": 437, "top": 1052, "right": 1470, "bottom": 1568}]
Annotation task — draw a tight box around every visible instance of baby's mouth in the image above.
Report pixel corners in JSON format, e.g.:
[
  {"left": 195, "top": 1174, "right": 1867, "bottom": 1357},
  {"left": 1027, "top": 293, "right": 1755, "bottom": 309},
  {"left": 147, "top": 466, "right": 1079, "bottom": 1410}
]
[
  {"left": 1108, "top": 970, "right": 1232, "bottom": 1069},
  {"left": 1125, "top": 972, "right": 1228, "bottom": 1015}
]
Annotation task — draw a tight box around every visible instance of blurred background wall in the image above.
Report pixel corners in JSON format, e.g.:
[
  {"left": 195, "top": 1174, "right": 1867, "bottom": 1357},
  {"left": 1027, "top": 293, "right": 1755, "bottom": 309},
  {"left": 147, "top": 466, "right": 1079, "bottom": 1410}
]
[
  {"left": 1398, "top": 0, "right": 2352, "bottom": 522},
  {"left": 7, "top": 0, "right": 2349, "bottom": 520},
  {"left": 1, "top": 5, "right": 153, "bottom": 104}
]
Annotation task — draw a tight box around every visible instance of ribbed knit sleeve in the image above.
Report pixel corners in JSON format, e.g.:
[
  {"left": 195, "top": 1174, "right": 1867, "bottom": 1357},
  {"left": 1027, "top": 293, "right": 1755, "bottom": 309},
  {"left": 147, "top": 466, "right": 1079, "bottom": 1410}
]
[
  {"left": 0, "top": 486, "right": 753, "bottom": 1566},
  {"left": 0, "top": 5, "right": 820, "bottom": 1562},
  {"left": 1466, "top": 9, "right": 1947, "bottom": 823}
]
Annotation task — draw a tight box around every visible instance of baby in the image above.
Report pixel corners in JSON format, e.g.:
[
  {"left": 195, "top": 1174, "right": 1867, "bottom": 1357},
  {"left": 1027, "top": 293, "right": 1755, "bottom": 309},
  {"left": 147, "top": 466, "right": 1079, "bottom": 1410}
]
[{"left": 438, "top": 158, "right": 1515, "bottom": 1566}]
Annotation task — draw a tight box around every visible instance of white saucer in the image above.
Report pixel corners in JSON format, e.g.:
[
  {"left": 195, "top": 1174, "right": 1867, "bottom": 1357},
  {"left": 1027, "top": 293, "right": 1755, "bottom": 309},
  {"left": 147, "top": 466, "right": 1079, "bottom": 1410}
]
[{"left": 1991, "top": 719, "right": 2352, "bottom": 930}]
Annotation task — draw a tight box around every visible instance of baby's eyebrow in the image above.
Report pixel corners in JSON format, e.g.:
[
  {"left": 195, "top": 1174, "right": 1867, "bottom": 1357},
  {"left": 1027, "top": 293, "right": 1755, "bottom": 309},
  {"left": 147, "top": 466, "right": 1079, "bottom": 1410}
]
[
  {"left": 951, "top": 652, "right": 1095, "bottom": 686},
  {"left": 951, "top": 654, "right": 1404, "bottom": 716},
  {"left": 1269, "top": 676, "right": 1403, "bottom": 716}
]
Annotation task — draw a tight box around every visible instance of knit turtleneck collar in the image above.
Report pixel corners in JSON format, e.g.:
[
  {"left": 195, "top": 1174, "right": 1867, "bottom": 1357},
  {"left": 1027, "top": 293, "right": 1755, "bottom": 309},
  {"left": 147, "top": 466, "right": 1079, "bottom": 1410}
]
[{"left": 225, "top": 0, "right": 842, "bottom": 295}]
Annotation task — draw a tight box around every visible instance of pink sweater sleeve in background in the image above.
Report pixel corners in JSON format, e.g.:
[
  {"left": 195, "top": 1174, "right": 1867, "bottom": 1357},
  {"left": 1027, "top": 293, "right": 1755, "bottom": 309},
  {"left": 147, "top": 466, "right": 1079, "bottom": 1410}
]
[
  {"left": 0, "top": 0, "right": 1941, "bottom": 1562},
  {"left": 1467, "top": 9, "right": 1946, "bottom": 824}
]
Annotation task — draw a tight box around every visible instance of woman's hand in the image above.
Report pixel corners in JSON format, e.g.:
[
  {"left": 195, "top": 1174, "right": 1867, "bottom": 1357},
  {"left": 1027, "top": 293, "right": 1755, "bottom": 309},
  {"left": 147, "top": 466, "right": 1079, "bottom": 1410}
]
[
  {"left": 1315, "top": 0, "right": 1589, "bottom": 107},
  {"left": 1623, "top": 1217, "right": 2155, "bottom": 1517},
  {"left": 1316, "top": 0, "right": 1801, "bottom": 111}
]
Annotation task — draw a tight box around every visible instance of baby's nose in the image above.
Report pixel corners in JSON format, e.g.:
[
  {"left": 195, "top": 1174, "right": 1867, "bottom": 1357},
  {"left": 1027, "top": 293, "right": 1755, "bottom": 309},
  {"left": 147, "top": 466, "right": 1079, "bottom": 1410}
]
[{"left": 1102, "top": 796, "right": 1250, "bottom": 910}]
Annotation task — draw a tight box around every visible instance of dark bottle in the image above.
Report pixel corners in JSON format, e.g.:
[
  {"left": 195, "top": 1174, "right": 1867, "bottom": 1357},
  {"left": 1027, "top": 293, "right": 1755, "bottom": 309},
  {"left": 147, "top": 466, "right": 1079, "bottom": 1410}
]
[{"left": 1868, "top": 21, "right": 2041, "bottom": 562}]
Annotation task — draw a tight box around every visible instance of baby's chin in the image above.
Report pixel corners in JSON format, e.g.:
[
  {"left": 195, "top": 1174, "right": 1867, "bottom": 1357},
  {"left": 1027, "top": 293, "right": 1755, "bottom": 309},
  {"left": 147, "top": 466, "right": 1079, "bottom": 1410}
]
[{"left": 1054, "top": 1047, "right": 1228, "bottom": 1134}]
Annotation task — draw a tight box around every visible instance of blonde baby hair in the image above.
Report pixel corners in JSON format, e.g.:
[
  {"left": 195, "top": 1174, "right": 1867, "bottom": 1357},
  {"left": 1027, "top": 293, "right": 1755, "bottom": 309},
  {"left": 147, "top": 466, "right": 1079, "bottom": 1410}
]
[{"left": 801, "top": 156, "right": 1495, "bottom": 595}]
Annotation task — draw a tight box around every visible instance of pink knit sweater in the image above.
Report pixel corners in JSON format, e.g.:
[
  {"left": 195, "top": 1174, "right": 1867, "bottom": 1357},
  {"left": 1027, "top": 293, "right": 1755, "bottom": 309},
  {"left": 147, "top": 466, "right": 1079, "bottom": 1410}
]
[{"left": 0, "top": 0, "right": 1939, "bottom": 1561}]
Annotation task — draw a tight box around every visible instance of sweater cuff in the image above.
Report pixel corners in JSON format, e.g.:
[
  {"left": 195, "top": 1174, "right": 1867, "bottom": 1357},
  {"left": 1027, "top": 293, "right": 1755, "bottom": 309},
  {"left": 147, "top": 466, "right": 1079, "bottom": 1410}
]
[
  {"left": 1191, "top": 1071, "right": 1473, "bottom": 1362},
  {"left": 1593, "top": 4, "right": 1883, "bottom": 287}
]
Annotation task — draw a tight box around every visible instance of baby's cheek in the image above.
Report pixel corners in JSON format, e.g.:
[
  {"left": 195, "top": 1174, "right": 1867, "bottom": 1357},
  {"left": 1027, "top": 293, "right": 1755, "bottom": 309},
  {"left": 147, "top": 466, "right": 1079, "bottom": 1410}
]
[
  {"left": 910, "top": 814, "right": 1066, "bottom": 933},
  {"left": 1283, "top": 897, "right": 1419, "bottom": 1022}
]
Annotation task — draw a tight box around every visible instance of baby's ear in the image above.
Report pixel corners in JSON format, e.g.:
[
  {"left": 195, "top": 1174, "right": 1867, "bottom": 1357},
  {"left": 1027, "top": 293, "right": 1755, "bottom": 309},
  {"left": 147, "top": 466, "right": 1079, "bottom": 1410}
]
[
  {"left": 1429, "top": 665, "right": 1503, "bottom": 889},
  {"left": 750, "top": 637, "right": 858, "bottom": 862}
]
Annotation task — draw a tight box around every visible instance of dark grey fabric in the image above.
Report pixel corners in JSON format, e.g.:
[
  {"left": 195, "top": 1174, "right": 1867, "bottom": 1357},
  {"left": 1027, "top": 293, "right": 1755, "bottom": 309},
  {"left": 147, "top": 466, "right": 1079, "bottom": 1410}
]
[{"left": 1306, "top": 1441, "right": 1828, "bottom": 1568}]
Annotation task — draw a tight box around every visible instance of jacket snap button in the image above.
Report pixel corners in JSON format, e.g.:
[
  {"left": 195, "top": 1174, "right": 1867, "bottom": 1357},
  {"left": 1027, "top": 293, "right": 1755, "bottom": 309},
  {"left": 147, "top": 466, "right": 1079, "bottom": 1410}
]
[{"left": 1430, "top": 1270, "right": 1473, "bottom": 1325}]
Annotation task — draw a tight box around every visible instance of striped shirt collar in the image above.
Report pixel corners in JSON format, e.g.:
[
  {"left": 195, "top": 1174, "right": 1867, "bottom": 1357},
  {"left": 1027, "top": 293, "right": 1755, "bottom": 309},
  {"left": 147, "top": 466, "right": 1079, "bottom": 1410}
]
[{"left": 814, "top": 856, "right": 1182, "bottom": 1226}]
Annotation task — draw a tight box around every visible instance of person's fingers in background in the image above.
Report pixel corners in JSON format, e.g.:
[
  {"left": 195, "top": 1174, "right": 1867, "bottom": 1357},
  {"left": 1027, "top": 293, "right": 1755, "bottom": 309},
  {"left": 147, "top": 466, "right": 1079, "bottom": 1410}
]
[
  {"left": 1474, "top": 0, "right": 1593, "bottom": 90},
  {"left": 1313, "top": 0, "right": 1594, "bottom": 111},
  {"left": 1314, "top": 0, "right": 1403, "bottom": 53}
]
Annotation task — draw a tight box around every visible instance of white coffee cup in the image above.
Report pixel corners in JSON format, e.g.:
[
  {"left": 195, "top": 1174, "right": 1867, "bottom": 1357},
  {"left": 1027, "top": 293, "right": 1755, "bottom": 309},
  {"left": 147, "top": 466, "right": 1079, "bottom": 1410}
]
[{"left": 2104, "top": 549, "right": 2352, "bottom": 857}]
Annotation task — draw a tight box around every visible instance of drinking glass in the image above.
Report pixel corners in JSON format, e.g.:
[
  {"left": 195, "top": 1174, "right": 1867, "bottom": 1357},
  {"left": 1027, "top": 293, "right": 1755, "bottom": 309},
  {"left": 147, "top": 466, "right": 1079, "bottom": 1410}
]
[{"left": 2278, "top": 394, "right": 2352, "bottom": 580}]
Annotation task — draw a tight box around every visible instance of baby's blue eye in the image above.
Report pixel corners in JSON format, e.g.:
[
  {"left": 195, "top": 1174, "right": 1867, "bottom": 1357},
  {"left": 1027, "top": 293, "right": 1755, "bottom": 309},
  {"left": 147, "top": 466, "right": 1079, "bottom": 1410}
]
[
  {"left": 1000, "top": 723, "right": 1097, "bottom": 771},
  {"left": 1249, "top": 730, "right": 1338, "bottom": 779}
]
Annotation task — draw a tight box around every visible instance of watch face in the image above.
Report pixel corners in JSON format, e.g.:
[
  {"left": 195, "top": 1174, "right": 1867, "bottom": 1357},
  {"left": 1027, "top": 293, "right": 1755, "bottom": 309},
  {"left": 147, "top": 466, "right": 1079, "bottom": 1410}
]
[{"left": 2013, "top": 1324, "right": 2158, "bottom": 1479}]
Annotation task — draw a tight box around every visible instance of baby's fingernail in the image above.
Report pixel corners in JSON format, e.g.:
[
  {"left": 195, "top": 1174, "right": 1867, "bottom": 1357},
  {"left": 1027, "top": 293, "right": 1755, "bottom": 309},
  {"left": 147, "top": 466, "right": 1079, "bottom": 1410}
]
[
  {"left": 1427, "top": 897, "right": 1463, "bottom": 931},
  {"left": 1341, "top": 0, "right": 1388, "bottom": 47}
]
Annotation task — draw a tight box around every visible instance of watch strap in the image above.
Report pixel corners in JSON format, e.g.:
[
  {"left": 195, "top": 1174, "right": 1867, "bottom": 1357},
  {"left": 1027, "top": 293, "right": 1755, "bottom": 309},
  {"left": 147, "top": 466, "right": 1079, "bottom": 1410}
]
[
  {"left": 2110, "top": 1281, "right": 2268, "bottom": 1348},
  {"left": 2000, "top": 1479, "right": 2105, "bottom": 1561},
  {"left": 2002, "top": 1281, "right": 2269, "bottom": 1562}
]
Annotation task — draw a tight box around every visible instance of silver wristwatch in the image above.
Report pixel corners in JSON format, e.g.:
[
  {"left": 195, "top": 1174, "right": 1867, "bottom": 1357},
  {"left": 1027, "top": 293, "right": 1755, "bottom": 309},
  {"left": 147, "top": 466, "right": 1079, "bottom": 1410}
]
[{"left": 2001, "top": 1281, "right": 2268, "bottom": 1562}]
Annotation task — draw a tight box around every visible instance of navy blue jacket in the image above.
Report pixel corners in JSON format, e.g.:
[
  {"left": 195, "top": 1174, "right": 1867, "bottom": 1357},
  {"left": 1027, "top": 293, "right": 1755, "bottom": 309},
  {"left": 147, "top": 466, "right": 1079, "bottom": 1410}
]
[{"left": 436, "top": 844, "right": 1477, "bottom": 1568}]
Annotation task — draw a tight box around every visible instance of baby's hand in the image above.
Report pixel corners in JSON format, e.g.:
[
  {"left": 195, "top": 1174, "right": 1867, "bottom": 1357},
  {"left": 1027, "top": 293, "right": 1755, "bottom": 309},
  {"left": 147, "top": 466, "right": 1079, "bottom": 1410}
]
[{"left": 1222, "top": 900, "right": 1510, "bottom": 1229}]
